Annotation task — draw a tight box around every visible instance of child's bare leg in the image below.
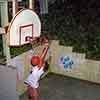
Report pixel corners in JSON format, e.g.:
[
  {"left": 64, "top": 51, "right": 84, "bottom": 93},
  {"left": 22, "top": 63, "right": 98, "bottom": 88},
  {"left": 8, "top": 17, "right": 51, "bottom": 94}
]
[
  {"left": 34, "top": 96, "right": 39, "bottom": 100},
  {"left": 27, "top": 86, "right": 32, "bottom": 100},
  {"left": 28, "top": 95, "right": 32, "bottom": 100},
  {"left": 28, "top": 96, "right": 38, "bottom": 100},
  {"left": 33, "top": 88, "right": 39, "bottom": 100},
  {"left": 27, "top": 85, "right": 39, "bottom": 100}
]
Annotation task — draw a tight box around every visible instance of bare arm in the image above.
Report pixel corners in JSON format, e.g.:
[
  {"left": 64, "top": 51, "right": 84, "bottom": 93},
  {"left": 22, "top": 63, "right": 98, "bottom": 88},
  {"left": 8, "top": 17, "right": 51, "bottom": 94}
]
[{"left": 38, "top": 39, "right": 49, "bottom": 68}]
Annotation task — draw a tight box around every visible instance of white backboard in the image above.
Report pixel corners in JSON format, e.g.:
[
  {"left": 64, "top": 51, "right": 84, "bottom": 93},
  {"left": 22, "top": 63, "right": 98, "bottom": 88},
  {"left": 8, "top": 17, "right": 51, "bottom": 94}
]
[{"left": 8, "top": 9, "right": 41, "bottom": 46}]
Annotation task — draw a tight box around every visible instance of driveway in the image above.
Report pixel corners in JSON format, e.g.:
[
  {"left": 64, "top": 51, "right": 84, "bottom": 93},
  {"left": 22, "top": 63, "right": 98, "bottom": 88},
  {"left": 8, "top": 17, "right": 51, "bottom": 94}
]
[{"left": 0, "top": 65, "right": 19, "bottom": 100}]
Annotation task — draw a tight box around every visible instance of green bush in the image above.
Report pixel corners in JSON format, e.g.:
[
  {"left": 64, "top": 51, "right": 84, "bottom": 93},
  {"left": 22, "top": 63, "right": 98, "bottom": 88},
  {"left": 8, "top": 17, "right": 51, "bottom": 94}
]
[
  {"left": 41, "top": 0, "right": 100, "bottom": 60},
  {"left": 10, "top": 44, "right": 32, "bottom": 58}
]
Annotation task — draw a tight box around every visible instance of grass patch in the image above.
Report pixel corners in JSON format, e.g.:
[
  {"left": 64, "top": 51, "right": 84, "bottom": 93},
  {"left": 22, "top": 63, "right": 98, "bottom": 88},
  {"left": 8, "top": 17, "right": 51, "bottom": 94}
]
[{"left": 20, "top": 91, "right": 28, "bottom": 100}]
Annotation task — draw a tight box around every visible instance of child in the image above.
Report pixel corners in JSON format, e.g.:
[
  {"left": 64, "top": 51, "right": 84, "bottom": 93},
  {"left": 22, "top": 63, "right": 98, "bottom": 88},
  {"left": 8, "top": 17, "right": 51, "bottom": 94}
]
[{"left": 24, "top": 39, "right": 49, "bottom": 100}]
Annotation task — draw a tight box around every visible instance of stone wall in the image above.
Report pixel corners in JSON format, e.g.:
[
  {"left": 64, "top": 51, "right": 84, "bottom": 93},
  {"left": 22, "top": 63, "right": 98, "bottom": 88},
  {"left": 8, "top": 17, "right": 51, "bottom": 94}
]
[{"left": 50, "top": 40, "right": 100, "bottom": 84}]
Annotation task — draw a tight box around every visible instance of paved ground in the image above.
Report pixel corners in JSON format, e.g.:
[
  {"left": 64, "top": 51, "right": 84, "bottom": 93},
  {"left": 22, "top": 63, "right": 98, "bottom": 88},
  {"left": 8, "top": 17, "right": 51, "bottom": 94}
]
[
  {"left": 0, "top": 65, "right": 19, "bottom": 100},
  {"left": 20, "top": 73, "right": 100, "bottom": 100}
]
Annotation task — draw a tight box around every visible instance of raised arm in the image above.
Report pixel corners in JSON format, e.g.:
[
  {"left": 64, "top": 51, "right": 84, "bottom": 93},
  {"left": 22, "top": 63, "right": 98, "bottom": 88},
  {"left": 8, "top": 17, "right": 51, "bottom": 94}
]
[{"left": 38, "top": 39, "right": 49, "bottom": 68}]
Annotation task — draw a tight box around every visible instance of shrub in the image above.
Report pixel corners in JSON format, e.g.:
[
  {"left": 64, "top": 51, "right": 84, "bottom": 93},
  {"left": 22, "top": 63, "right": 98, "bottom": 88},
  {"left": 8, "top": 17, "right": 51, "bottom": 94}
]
[{"left": 41, "top": 0, "right": 100, "bottom": 60}]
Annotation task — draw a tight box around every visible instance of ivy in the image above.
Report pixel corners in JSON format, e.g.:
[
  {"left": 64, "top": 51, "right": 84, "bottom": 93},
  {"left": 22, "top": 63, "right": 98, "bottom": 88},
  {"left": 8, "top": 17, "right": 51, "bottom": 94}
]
[
  {"left": 10, "top": 44, "right": 32, "bottom": 58},
  {"left": 41, "top": 0, "right": 100, "bottom": 60}
]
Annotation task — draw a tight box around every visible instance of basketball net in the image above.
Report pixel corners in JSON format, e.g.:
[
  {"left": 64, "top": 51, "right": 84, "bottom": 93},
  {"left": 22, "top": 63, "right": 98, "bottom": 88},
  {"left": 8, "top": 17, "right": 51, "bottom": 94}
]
[{"left": 25, "top": 36, "right": 48, "bottom": 48}]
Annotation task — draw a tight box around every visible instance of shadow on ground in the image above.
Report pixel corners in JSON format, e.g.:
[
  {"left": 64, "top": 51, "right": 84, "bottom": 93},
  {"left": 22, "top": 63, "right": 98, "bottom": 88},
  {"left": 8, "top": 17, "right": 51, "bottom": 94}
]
[{"left": 20, "top": 73, "right": 100, "bottom": 100}]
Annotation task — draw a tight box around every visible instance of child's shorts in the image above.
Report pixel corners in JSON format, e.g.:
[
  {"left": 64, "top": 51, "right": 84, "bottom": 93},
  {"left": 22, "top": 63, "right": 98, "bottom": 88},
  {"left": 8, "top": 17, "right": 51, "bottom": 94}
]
[{"left": 27, "top": 85, "right": 39, "bottom": 97}]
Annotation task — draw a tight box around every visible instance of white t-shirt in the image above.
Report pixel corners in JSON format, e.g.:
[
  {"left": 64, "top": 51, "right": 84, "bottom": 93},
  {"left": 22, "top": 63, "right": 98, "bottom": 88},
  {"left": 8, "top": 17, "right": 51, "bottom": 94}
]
[{"left": 24, "top": 66, "right": 44, "bottom": 88}]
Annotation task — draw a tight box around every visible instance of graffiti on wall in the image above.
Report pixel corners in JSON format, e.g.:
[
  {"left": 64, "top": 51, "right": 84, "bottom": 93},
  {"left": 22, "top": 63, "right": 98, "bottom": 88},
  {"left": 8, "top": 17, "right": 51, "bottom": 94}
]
[
  {"left": 59, "top": 56, "right": 74, "bottom": 70},
  {"left": 59, "top": 54, "right": 86, "bottom": 71}
]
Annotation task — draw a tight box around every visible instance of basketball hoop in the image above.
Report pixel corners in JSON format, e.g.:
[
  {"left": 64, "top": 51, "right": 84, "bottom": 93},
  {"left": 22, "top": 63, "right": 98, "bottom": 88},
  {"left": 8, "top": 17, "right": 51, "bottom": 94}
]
[{"left": 25, "top": 36, "right": 48, "bottom": 48}]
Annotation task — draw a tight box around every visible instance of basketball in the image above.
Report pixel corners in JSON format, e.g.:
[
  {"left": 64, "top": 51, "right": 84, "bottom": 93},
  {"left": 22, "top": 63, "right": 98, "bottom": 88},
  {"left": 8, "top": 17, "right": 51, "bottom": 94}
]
[{"left": 31, "top": 56, "right": 40, "bottom": 66}]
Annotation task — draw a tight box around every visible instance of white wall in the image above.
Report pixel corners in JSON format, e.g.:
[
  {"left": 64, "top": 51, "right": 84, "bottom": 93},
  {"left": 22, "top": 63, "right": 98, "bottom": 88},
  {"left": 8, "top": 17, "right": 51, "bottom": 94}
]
[{"left": 50, "top": 40, "right": 100, "bottom": 84}]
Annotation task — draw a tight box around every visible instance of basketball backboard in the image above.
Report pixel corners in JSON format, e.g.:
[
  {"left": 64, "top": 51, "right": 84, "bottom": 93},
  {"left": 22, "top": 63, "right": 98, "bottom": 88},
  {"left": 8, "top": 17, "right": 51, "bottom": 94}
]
[{"left": 7, "top": 9, "right": 41, "bottom": 46}]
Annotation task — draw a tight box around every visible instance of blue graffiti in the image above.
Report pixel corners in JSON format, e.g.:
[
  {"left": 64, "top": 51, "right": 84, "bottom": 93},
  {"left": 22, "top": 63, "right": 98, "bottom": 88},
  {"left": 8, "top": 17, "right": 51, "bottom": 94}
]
[{"left": 60, "top": 56, "right": 74, "bottom": 70}]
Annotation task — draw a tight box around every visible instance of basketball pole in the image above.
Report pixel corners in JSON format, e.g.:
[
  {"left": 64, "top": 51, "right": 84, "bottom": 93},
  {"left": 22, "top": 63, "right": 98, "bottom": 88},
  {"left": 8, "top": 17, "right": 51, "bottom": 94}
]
[
  {"left": 1, "top": 1, "right": 11, "bottom": 65},
  {"left": 13, "top": 0, "right": 18, "bottom": 16},
  {"left": 29, "top": 0, "right": 34, "bottom": 9},
  {"left": 13, "top": 0, "right": 35, "bottom": 15}
]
